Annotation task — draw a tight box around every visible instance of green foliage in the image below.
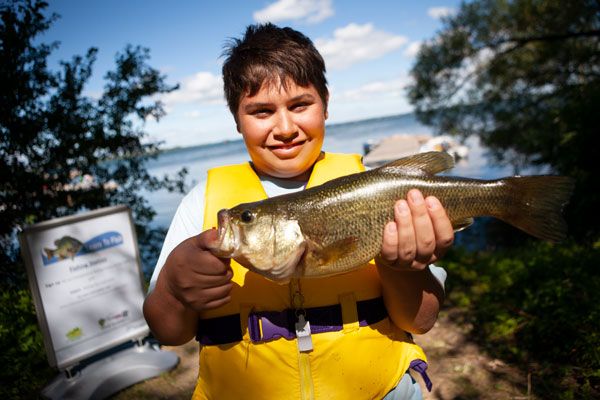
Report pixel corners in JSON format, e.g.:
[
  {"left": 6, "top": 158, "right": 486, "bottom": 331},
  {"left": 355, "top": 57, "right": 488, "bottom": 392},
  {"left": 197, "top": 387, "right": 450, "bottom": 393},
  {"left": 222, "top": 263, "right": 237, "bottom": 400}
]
[
  {"left": 1, "top": 0, "right": 188, "bottom": 286},
  {"left": 409, "top": 3, "right": 600, "bottom": 391},
  {"left": 0, "top": 2, "right": 188, "bottom": 395},
  {"left": 0, "top": 285, "right": 54, "bottom": 399},
  {"left": 441, "top": 239, "right": 600, "bottom": 398},
  {"left": 407, "top": 0, "right": 600, "bottom": 240}
]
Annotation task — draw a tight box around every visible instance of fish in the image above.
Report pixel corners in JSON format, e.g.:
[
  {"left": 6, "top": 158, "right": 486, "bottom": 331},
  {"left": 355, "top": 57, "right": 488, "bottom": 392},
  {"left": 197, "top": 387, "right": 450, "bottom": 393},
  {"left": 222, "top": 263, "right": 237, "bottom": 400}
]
[
  {"left": 211, "top": 152, "right": 574, "bottom": 283},
  {"left": 44, "top": 236, "right": 83, "bottom": 261}
]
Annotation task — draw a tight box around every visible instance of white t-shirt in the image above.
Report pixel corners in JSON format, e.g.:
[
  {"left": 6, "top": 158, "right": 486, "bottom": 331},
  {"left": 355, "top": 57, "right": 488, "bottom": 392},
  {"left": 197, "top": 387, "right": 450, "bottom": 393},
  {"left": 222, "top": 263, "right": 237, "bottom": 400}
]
[{"left": 148, "top": 172, "right": 446, "bottom": 293}]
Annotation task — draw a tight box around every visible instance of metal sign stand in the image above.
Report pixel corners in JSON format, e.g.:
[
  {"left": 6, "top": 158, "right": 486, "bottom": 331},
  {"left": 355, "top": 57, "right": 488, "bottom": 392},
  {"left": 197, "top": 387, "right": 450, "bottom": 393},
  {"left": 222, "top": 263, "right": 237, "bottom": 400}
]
[{"left": 41, "top": 337, "right": 178, "bottom": 400}]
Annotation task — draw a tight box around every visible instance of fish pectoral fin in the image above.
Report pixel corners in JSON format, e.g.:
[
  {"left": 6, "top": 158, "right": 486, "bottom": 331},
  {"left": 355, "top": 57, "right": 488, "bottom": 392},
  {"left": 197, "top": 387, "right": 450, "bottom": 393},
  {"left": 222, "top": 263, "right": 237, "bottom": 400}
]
[
  {"left": 308, "top": 236, "right": 359, "bottom": 267},
  {"left": 452, "top": 218, "right": 474, "bottom": 232}
]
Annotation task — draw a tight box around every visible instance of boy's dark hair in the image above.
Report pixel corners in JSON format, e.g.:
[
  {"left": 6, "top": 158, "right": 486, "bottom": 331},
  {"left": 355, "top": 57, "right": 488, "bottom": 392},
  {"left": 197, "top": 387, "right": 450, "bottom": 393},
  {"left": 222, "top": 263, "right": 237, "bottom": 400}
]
[{"left": 222, "top": 23, "right": 328, "bottom": 119}]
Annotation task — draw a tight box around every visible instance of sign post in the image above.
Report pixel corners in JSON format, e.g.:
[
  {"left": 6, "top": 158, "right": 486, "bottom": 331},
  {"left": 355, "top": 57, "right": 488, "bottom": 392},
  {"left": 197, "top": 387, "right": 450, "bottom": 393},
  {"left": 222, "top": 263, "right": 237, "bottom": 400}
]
[{"left": 18, "top": 205, "right": 178, "bottom": 399}]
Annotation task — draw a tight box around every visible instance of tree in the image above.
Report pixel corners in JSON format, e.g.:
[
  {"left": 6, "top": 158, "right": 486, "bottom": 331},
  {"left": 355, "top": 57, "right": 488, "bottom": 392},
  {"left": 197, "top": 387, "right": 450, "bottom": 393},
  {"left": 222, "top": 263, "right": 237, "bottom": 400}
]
[
  {"left": 407, "top": 0, "right": 600, "bottom": 240},
  {"left": 1, "top": 1, "right": 188, "bottom": 395},
  {"left": 0, "top": 0, "right": 187, "bottom": 288}
]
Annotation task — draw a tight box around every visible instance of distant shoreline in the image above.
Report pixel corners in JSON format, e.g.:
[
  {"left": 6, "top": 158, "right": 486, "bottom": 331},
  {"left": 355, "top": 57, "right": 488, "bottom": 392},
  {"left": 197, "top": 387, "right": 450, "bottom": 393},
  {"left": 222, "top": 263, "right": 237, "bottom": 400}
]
[{"left": 157, "top": 112, "right": 418, "bottom": 154}]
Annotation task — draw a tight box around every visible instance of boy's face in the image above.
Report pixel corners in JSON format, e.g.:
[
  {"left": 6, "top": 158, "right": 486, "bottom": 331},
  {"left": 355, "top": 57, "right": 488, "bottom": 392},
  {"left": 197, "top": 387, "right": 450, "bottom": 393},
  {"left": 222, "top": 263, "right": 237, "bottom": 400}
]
[{"left": 236, "top": 79, "right": 327, "bottom": 181}]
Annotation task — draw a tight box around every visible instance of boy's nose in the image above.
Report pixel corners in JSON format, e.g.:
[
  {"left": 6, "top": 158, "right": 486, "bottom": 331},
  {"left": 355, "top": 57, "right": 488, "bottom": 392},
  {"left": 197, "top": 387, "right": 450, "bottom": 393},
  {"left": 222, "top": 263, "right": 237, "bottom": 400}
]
[{"left": 272, "top": 110, "right": 297, "bottom": 139}]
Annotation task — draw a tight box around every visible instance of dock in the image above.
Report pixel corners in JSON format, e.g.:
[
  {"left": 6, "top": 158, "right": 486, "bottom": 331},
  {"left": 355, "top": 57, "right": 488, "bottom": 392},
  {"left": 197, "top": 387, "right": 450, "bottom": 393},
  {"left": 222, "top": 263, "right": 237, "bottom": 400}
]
[{"left": 363, "top": 133, "right": 468, "bottom": 167}]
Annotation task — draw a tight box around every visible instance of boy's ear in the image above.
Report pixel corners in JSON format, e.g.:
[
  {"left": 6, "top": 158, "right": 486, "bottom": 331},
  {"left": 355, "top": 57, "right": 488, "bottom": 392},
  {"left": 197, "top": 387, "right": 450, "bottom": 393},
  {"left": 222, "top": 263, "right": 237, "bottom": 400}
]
[{"left": 234, "top": 115, "right": 242, "bottom": 133}]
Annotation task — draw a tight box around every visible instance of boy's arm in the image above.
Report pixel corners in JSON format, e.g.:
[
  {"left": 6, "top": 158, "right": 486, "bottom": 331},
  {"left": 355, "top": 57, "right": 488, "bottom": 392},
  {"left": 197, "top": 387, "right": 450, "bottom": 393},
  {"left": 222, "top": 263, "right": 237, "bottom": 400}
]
[
  {"left": 143, "top": 229, "right": 233, "bottom": 345},
  {"left": 375, "top": 189, "right": 453, "bottom": 334}
]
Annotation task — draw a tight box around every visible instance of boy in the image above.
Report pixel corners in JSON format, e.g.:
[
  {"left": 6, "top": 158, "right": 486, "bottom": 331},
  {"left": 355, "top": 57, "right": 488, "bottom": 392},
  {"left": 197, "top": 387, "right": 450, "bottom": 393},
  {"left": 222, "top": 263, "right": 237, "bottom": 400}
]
[{"left": 144, "top": 23, "right": 453, "bottom": 399}]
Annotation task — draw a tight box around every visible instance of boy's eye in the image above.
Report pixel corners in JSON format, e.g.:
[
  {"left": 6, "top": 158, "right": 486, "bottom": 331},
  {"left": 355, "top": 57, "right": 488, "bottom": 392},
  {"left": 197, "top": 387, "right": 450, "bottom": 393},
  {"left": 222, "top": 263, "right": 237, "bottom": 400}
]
[
  {"left": 252, "top": 108, "right": 272, "bottom": 117},
  {"left": 291, "top": 102, "right": 309, "bottom": 111}
]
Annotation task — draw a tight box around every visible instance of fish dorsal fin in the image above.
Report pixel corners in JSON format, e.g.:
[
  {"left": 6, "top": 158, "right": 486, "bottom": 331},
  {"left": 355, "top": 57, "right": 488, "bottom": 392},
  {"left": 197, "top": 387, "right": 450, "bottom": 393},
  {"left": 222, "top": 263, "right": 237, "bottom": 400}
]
[{"left": 377, "top": 151, "right": 455, "bottom": 176}]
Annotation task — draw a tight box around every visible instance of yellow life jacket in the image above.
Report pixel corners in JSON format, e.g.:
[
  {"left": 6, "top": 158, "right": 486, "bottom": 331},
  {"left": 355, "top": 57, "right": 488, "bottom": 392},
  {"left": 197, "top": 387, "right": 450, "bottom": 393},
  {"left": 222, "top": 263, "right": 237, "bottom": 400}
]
[{"left": 194, "top": 152, "right": 428, "bottom": 400}]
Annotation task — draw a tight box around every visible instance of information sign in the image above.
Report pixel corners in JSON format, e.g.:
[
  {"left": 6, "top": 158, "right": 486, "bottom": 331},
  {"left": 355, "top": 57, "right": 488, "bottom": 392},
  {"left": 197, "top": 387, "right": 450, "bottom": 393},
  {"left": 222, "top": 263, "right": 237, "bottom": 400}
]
[{"left": 19, "top": 205, "right": 150, "bottom": 370}]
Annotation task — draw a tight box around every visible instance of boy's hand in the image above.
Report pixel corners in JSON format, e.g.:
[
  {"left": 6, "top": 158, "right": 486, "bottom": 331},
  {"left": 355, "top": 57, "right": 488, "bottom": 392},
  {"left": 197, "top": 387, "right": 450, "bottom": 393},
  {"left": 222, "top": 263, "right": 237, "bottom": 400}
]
[
  {"left": 376, "top": 189, "right": 454, "bottom": 271},
  {"left": 162, "top": 229, "right": 233, "bottom": 311}
]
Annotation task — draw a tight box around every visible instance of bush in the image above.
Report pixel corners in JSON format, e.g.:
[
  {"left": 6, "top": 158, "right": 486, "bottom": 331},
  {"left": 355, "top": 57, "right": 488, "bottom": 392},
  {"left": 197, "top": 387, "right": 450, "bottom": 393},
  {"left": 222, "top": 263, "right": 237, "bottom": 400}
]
[
  {"left": 0, "top": 286, "right": 55, "bottom": 399},
  {"left": 440, "top": 238, "right": 600, "bottom": 398}
]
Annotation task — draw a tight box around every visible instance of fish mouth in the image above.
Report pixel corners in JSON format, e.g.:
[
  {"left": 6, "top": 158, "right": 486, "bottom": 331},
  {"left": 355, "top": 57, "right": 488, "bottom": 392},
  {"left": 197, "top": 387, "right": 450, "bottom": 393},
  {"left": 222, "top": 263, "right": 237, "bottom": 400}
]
[{"left": 211, "top": 209, "right": 237, "bottom": 257}]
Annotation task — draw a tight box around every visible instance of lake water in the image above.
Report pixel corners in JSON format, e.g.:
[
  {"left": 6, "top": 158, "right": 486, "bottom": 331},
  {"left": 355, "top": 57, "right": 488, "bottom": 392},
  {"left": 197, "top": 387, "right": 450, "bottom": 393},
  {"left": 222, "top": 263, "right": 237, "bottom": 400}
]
[{"left": 143, "top": 113, "right": 544, "bottom": 258}]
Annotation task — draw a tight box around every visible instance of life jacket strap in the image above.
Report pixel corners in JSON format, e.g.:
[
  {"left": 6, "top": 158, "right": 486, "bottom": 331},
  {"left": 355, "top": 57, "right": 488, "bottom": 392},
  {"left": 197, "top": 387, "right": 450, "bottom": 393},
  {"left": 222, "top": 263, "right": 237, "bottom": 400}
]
[
  {"left": 196, "top": 297, "right": 388, "bottom": 345},
  {"left": 409, "top": 359, "right": 433, "bottom": 392}
]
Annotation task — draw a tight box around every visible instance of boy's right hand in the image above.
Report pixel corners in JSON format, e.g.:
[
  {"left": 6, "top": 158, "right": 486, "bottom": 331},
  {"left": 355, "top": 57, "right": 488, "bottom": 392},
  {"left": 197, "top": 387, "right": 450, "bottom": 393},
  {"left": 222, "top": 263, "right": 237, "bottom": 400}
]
[{"left": 162, "top": 228, "right": 233, "bottom": 312}]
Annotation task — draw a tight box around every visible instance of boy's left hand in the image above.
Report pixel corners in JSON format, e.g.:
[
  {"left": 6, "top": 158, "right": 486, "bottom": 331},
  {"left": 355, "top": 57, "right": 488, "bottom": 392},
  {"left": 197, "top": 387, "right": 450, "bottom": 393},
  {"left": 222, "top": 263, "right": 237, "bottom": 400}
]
[{"left": 376, "top": 188, "right": 454, "bottom": 271}]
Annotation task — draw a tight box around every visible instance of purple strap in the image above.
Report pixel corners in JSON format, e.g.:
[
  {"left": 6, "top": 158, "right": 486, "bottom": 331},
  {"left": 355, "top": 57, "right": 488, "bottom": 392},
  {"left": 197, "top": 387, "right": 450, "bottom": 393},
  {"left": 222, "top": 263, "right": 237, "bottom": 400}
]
[
  {"left": 409, "top": 359, "right": 432, "bottom": 392},
  {"left": 197, "top": 297, "right": 388, "bottom": 345},
  {"left": 248, "top": 310, "right": 296, "bottom": 341},
  {"left": 248, "top": 310, "right": 377, "bottom": 342}
]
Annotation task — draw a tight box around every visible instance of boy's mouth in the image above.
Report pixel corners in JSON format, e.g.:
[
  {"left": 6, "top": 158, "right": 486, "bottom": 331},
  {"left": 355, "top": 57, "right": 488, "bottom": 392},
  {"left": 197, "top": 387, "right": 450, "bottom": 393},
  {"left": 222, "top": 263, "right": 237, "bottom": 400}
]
[{"left": 268, "top": 140, "right": 306, "bottom": 152}]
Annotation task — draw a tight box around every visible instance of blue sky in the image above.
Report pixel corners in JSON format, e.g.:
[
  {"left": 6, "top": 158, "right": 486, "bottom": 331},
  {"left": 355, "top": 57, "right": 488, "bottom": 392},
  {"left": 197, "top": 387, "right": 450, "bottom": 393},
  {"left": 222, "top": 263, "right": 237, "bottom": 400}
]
[{"left": 43, "top": 0, "right": 461, "bottom": 148}]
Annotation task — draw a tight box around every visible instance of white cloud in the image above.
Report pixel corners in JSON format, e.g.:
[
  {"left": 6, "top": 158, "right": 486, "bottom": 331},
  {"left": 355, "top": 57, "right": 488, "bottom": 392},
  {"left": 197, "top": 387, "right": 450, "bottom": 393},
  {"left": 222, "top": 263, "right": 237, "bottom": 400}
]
[
  {"left": 403, "top": 41, "right": 422, "bottom": 58},
  {"left": 183, "top": 110, "right": 203, "bottom": 119},
  {"left": 161, "top": 71, "right": 224, "bottom": 107},
  {"left": 427, "top": 7, "right": 457, "bottom": 19},
  {"left": 315, "top": 23, "right": 408, "bottom": 70},
  {"left": 327, "top": 77, "right": 415, "bottom": 123},
  {"left": 254, "top": 0, "right": 334, "bottom": 24},
  {"left": 332, "top": 75, "right": 411, "bottom": 102}
]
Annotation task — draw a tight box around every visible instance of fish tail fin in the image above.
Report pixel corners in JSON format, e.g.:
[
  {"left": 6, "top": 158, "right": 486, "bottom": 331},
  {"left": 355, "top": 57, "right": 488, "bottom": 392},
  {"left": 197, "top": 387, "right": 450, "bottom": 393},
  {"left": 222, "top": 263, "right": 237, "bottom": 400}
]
[{"left": 500, "top": 175, "right": 575, "bottom": 242}]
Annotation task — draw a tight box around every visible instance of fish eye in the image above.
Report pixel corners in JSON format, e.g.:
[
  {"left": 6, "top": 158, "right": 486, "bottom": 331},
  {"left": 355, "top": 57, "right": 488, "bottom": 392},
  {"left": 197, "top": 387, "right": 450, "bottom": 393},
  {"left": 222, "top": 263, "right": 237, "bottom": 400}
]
[{"left": 240, "top": 210, "right": 254, "bottom": 223}]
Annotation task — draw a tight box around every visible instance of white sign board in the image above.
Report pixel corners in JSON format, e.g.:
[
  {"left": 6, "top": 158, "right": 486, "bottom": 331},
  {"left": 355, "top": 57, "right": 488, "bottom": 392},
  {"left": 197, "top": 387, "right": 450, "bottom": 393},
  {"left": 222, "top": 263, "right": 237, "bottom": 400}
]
[{"left": 19, "top": 205, "right": 150, "bottom": 370}]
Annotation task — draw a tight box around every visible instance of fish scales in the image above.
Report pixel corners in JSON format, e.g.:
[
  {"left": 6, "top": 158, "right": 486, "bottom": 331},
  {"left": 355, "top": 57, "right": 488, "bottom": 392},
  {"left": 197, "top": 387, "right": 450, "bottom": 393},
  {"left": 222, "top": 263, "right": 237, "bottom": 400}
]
[
  {"left": 213, "top": 152, "right": 574, "bottom": 282},
  {"left": 281, "top": 172, "right": 516, "bottom": 277}
]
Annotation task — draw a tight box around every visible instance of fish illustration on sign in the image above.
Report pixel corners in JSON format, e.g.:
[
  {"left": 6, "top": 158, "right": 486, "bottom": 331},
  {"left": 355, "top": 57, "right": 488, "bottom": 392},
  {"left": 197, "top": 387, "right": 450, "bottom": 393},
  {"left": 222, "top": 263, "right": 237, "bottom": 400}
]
[{"left": 44, "top": 236, "right": 83, "bottom": 261}]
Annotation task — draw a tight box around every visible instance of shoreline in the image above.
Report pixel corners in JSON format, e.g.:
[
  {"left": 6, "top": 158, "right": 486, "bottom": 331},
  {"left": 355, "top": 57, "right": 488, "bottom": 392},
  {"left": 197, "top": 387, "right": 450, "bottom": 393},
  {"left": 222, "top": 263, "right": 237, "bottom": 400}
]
[{"left": 156, "top": 112, "right": 420, "bottom": 155}]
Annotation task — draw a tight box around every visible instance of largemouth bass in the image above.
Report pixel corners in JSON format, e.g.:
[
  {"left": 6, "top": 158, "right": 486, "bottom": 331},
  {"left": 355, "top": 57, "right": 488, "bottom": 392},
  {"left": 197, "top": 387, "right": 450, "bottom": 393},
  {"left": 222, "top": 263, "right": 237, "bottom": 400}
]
[
  {"left": 212, "top": 152, "right": 574, "bottom": 282},
  {"left": 44, "top": 235, "right": 83, "bottom": 261}
]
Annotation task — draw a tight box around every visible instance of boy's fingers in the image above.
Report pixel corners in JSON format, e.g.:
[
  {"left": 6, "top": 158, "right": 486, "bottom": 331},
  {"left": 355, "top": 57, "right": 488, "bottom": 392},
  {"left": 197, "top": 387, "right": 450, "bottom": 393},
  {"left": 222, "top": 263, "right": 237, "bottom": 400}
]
[
  {"left": 407, "top": 189, "right": 435, "bottom": 263},
  {"left": 179, "top": 232, "right": 232, "bottom": 276},
  {"left": 380, "top": 221, "right": 399, "bottom": 261},
  {"left": 193, "top": 229, "right": 219, "bottom": 250},
  {"left": 195, "top": 268, "right": 234, "bottom": 288},
  {"left": 380, "top": 192, "right": 450, "bottom": 270},
  {"left": 191, "top": 284, "right": 232, "bottom": 311},
  {"left": 196, "top": 259, "right": 232, "bottom": 276},
  {"left": 202, "top": 282, "right": 232, "bottom": 299},
  {"left": 425, "top": 196, "right": 454, "bottom": 259},
  {"left": 201, "top": 296, "right": 232, "bottom": 310},
  {"left": 394, "top": 199, "right": 416, "bottom": 263}
]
